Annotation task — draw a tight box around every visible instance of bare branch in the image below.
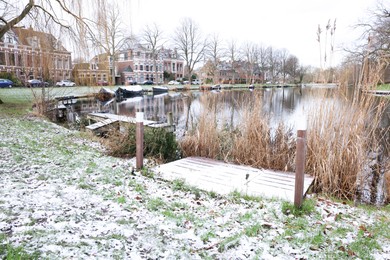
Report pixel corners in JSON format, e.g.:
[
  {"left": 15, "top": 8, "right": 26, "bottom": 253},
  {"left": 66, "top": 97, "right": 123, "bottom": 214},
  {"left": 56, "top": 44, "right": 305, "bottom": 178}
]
[{"left": 0, "top": 0, "right": 34, "bottom": 38}]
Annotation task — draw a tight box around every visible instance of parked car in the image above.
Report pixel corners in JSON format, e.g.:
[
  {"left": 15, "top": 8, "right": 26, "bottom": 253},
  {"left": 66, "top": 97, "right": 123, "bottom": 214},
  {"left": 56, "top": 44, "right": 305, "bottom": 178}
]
[
  {"left": 128, "top": 80, "right": 137, "bottom": 85},
  {"left": 27, "top": 79, "right": 49, "bottom": 88},
  {"left": 192, "top": 79, "right": 202, "bottom": 85},
  {"left": 0, "top": 78, "right": 13, "bottom": 88},
  {"left": 56, "top": 80, "right": 76, "bottom": 87},
  {"left": 168, "top": 80, "right": 180, "bottom": 85},
  {"left": 97, "top": 80, "right": 108, "bottom": 86},
  {"left": 142, "top": 80, "right": 154, "bottom": 85}
]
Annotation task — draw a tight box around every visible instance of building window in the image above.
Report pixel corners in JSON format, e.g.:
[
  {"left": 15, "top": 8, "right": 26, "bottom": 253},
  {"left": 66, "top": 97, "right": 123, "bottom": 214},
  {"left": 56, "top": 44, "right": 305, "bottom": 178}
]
[
  {"left": 17, "top": 53, "right": 22, "bottom": 66},
  {"left": 0, "top": 52, "right": 6, "bottom": 65},
  {"left": 9, "top": 53, "right": 15, "bottom": 66},
  {"left": 140, "top": 65, "right": 143, "bottom": 71},
  {"left": 146, "top": 65, "right": 149, "bottom": 72}
]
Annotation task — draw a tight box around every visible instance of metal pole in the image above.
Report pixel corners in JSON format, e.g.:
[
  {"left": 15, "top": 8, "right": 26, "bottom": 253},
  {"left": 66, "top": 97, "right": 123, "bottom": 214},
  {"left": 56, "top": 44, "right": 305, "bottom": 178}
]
[
  {"left": 294, "top": 129, "right": 307, "bottom": 208},
  {"left": 136, "top": 112, "right": 144, "bottom": 170}
]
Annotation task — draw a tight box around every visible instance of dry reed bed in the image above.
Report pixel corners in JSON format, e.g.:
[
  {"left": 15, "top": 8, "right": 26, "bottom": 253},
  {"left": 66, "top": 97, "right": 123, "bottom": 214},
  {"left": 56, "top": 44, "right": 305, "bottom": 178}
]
[{"left": 180, "top": 90, "right": 389, "bottom": 200}]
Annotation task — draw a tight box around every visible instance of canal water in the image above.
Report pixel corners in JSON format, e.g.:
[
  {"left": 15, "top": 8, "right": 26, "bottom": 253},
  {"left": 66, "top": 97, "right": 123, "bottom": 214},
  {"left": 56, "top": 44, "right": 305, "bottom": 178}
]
[{"left": 64, "top": 86, "right": 389, "bottom": 149}]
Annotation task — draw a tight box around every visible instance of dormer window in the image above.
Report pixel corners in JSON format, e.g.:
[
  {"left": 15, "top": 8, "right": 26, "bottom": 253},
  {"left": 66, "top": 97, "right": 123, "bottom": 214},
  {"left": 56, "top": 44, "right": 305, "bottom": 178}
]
[{"left": 27, "top": 36, "right": 39, "bottom": 48}]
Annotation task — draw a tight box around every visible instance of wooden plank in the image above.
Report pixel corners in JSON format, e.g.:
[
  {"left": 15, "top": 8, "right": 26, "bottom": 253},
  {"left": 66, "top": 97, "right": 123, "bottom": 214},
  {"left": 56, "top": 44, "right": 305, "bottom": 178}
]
[
  {"left": 88, "top": 112, "right": 156, "bottom": 125},
  {"left": 154, "top": 157, "right": 314, "bottom": 202},
  {"left": 86, "top": 119, "right": 118, "bottom": 130}
]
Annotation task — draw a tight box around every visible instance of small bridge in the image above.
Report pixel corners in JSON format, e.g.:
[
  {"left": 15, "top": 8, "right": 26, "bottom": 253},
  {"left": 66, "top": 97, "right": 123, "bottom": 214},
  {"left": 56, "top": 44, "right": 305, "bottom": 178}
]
[{"left": 154, "top": 157, "right": 314, "bottom": 202}]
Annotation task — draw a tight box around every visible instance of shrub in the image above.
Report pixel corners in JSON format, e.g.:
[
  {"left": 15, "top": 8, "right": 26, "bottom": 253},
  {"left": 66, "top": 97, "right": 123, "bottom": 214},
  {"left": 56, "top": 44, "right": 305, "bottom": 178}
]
[{"left": 105, "top": 124, "right": 179, "bottom": 162}]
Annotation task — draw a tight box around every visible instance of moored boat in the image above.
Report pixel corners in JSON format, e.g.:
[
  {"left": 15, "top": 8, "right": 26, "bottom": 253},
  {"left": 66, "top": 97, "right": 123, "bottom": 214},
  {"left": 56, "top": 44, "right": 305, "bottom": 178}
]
[
  {"left": 211, "top": 84, "right": 221, "bottom": 90},
  {"left": 152, "top": 85, "right": 169, "bottom": 94},
  {"left": 115, "top": 85, "right": 143, "bottom": 101},
  {"left": 96, "top": 87, "right": 116, "bottom": 101}
]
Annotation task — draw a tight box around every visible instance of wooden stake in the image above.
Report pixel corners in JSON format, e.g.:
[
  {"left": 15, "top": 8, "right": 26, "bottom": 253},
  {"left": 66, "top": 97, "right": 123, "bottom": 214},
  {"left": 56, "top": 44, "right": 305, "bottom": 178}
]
[
  {"left": 136, "top": 112, "right": 144, "bottom": 170},
  {"left": 294, "top": 129, "right": 307, "bottom": 208}
]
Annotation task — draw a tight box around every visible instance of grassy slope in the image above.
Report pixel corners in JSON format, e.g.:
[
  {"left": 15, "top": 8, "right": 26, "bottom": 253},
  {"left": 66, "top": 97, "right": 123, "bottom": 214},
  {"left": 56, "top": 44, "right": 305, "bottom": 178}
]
[{"left": 0, "top": 87, "right": 389, "bottom": 259}]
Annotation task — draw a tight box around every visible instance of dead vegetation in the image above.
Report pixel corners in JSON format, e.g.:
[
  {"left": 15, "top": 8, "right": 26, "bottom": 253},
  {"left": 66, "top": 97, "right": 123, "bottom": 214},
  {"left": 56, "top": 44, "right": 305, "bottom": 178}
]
[{"left": 180, "top": 90, "right": 389, "bottom": 201}]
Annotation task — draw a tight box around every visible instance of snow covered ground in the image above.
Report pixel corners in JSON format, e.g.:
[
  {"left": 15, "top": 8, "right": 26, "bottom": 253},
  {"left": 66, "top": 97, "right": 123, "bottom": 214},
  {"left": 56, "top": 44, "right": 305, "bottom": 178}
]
[{"left": 0, "top": 115, "right": 389, "bottom": 259}]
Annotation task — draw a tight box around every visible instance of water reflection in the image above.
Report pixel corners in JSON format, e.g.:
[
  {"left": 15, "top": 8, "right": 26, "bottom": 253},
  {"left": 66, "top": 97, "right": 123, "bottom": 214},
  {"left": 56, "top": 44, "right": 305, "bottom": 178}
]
[{"left": 65, "top": 87, "right": 389, "bottom": 143}]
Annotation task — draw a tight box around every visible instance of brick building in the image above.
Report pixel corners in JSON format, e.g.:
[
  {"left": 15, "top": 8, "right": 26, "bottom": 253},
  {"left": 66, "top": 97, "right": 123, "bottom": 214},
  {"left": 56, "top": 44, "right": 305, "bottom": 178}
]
[
  {"left": 0, "top": 27, "right": 72, "bottom": 83},
  {"left": 73, "top": 44, "right": 185, "bottom": 86}
]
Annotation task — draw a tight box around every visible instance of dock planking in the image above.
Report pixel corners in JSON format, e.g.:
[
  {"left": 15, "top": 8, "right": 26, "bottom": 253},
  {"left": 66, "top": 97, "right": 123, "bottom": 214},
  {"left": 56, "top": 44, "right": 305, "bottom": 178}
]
[
  {"left": 87, "top": 113, "right": 175, "bottom": 132},
  {"left": 155, "top": 157, "right": 314, "bottom": 202}
]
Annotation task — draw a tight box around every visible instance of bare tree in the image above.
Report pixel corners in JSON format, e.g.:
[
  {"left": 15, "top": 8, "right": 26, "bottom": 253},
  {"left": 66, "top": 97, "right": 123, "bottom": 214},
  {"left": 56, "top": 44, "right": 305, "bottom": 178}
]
[
  {"left": 266, "top": 46, "right": 277, "bottom": 83},
  {"left": 349, "top": 2, "right": 390, "bottom": 91},
  {"left": 278, "top": 48, "right": 289, "bottom": 83},
  {"left": 172, "top": 17, "right": 207, "bottom": 81},
  {"left": 89, "top": 1, "right": 131, "bottom": 85},
  {"left": 285, "top": 55, "right": 300, "bottom": 83},
  {"left": 0, "top": 0, "right": 85, "bottom": 39},
  {"left": 226, "top": 39, "right": 240, "bottom": 84},
  {"left": 241, "top": 41, "right": 257, "bottom": 84},
  {"left": 205, "top": 33, "right": 223, "bottom": 84},
  {"left": 257, "top": 44, "right": 268, "bottom": 83},
  {"left": 141, "top": 23, "right": 164, "bottom": 84}
]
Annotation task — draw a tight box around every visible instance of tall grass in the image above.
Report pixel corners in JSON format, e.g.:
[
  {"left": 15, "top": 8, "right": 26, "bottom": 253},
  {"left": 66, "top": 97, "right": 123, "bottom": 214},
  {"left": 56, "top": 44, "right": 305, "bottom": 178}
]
[
  {"left": 180, "top": 90, "right": 389, "bottom": 200},
  {"left": 180, "top": 92, "right": 296, "bottom": 172},
  {"left": 306, "top": 93, "right": 386, "bottom": 199}
]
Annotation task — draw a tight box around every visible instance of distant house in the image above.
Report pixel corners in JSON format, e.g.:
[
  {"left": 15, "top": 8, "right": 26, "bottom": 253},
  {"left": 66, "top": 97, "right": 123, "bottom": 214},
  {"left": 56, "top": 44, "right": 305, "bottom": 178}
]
[
  {"left": 199, "top": 60, "right": 263, "bottom": 84},
  {"left": 119, "top": 45, "right": 184, "bottom": 85},
  {"left": 0, "top": 26, "right": 72, "bottom": 83},
  {"left": 73, "top": 45, "right": 185, "bottom": 86},
  {"left": 73, "top": 53, "right": 110, "bottom": 86}
]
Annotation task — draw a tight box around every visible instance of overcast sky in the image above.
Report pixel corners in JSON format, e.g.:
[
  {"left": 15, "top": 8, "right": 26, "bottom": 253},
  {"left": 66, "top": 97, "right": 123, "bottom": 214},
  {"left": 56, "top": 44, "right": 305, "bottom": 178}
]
[{"left": 122, "top": 0, "right": 378, "bottom": 68}]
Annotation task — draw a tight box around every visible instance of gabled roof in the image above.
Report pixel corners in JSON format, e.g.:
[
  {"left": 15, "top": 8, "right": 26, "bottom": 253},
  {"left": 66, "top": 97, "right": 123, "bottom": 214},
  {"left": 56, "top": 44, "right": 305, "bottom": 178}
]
[
  {"left": 123, "top": 65, "right": 133, "bottom": 72},
  {"left": 12, "top": 27, "right": 68, "bottom": 52}
]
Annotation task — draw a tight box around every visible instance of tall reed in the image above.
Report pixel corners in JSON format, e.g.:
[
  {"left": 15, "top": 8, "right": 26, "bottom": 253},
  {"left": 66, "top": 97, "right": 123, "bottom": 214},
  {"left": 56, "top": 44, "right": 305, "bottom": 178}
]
[
  {"left": 179, "top": 90, "right": 389, "bottom": 200},
  {"left": 180, "top": 92, "right": 296, "bottom": 171},
  {"left": 230, "top": 94, "right": 295, "bottom": 171}
]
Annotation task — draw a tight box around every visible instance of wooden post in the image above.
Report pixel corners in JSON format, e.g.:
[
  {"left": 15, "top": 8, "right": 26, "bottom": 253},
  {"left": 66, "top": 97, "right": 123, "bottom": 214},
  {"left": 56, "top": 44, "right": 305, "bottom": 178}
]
[
  {"left": 136, "top": 112, "right": 144, "bottom": 170},
  {"left": 167, "top": 112, "right": 173, "bottom": 125},
  {"left": 294, "top": 129, "right": 307, "bottom": 208}
]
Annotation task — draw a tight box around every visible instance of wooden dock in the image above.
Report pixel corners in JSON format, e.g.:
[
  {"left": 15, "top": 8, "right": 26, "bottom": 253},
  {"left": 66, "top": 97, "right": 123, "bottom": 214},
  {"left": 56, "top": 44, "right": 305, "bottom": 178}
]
[
  {"left": 88, "top": 113, "right": 156, "bottom": 125},
  {"left": 85, "top": 118, "right": 119, "bottom": 135},
  {"left": 154, "top": 157, "right": 314, "bottom": 202},
  {"left": 86, "top": 112, "right": 175, "bottom": 134}
]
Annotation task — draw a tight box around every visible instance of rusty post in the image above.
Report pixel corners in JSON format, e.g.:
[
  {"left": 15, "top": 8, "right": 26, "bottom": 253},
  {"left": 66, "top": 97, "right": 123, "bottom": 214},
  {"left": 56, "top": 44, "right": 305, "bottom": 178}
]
[
  {"left": 294, "top": 129, "right": 307, "bottom": 208},
  {"left": 136, "top": 112, "right": 144, "bottom": 170}
]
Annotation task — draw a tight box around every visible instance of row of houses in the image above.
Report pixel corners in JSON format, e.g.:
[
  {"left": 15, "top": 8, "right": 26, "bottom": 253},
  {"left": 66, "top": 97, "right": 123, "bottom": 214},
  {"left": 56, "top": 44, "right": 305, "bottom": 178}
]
[
  {"left": 2, "top": 27, "right": 390, "bottom": 86},
  {"left": 0, "top": 27, "right": 186, "bottom": 85},
  {"left": 0, "top": 26, "right": 275, "bottom": 85}
]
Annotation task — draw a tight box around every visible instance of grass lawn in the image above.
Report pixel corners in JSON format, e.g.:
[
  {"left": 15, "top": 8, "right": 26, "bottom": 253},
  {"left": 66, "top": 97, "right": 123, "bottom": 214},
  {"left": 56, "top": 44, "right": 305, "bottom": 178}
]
[
  {"left": 0, "top": 86, "right": 104, "bottom": 117},
  {"left": 377, "top": 83, "right": 390, "bottom": 90}
]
